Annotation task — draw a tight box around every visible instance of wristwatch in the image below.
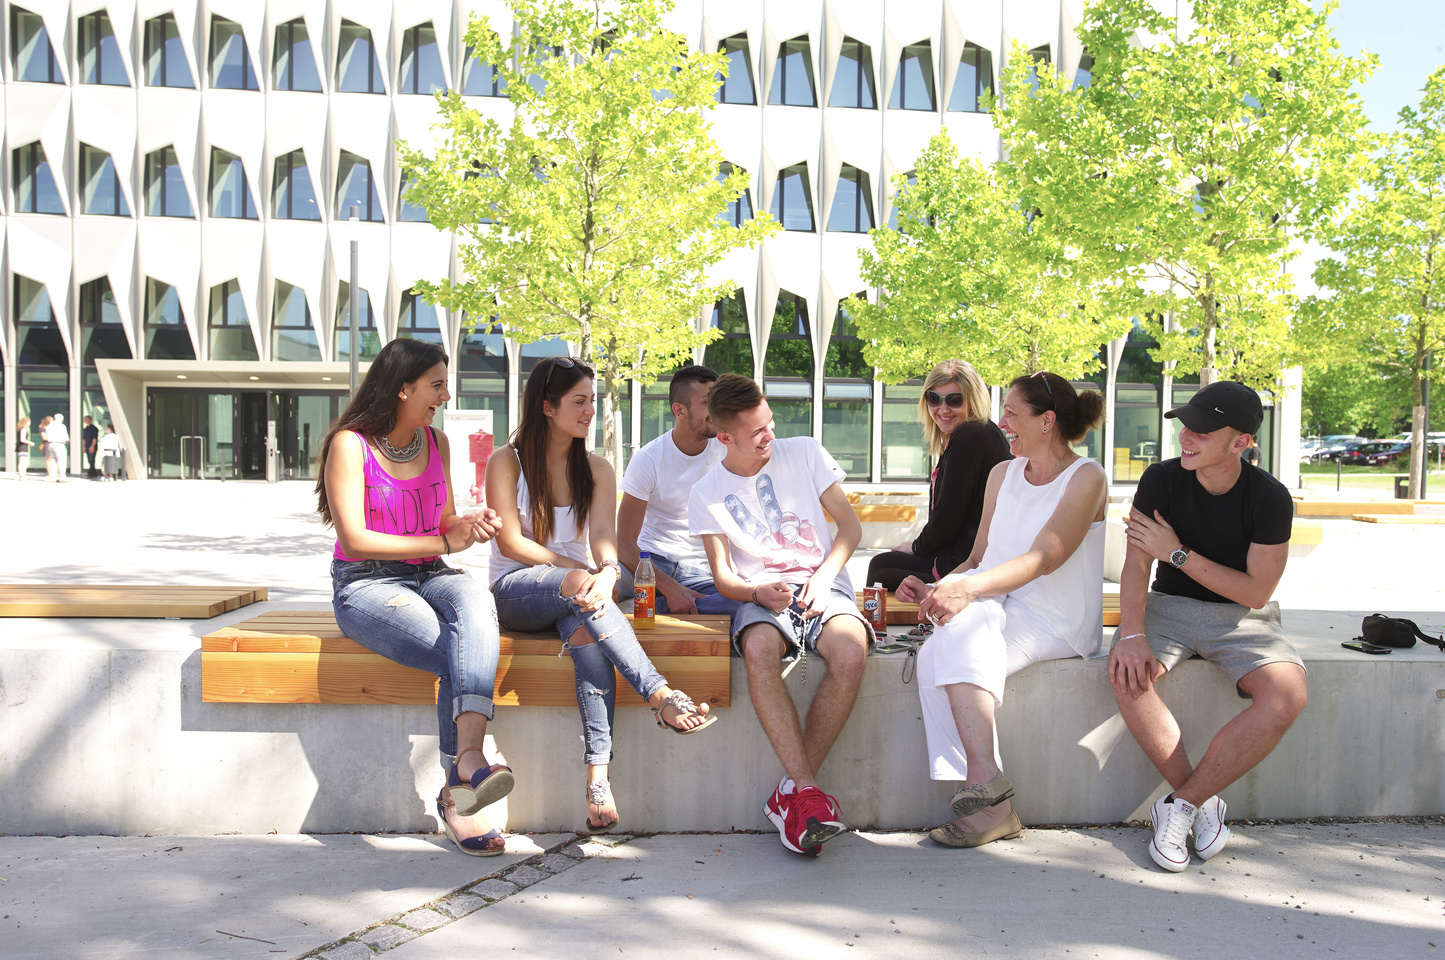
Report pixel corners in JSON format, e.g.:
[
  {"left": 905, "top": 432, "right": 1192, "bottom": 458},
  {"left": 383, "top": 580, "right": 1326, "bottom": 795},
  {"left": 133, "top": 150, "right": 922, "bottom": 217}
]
[{"left": 1168, "top": 547, "right": 1191, "bottom": 568}]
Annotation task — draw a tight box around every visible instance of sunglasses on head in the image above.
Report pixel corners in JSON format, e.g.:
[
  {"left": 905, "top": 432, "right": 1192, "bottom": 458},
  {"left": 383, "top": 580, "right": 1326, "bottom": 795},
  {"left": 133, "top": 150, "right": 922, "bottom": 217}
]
[
  {"left": 1031, "top": 370, "right": 1056, "bottom": 410},
  {"left": 925, "top": 390, "right": 965, "bottom": 409},
  {"left": 542, "top": 356, "right": 576, "bottom": 392}
]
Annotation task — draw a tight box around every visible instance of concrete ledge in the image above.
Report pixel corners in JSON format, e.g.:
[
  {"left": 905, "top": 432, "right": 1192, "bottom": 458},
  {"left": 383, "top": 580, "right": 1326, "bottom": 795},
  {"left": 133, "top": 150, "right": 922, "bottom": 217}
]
[{"left": 2, "top": 604, "right": 1441, "bottom": 836}]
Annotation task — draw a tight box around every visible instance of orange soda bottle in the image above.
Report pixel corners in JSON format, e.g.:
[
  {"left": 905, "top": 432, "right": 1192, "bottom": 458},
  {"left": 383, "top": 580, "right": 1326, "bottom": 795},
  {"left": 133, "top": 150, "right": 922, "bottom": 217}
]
[{"left": 633, "top": 551, "right": 656, "bottom": 629}]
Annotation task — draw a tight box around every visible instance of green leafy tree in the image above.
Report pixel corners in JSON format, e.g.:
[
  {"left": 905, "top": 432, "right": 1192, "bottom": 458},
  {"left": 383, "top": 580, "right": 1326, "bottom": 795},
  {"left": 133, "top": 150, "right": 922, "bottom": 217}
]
[
  {"left": 849, "top": 132, "right": 1128, "bottom": 385},
  {"left": 997, "top": 0, "right": 1375, "bottom": 388},
  {"left": 1303, "top": 66, "right": 1445, "bottom": 496},
  {"left": 1299, "top": 360, "right": 1410, "bottom": 439},
  {"left": 397, "top": 0, "right": 776, "bottom": 471}
]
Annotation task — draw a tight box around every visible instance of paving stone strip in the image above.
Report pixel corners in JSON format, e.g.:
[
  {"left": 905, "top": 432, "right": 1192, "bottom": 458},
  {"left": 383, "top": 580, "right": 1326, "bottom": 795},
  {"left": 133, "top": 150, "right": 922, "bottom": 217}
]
[{"left": 297, "top": 834, "right": 633, "bottom": 960}]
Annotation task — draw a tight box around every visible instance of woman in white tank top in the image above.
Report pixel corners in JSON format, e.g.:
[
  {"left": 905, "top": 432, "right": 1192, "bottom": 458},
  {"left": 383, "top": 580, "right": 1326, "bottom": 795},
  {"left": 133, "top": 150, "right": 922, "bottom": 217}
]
[{"left": 898, "top": 372, "right": 1108, "bottom": 850}]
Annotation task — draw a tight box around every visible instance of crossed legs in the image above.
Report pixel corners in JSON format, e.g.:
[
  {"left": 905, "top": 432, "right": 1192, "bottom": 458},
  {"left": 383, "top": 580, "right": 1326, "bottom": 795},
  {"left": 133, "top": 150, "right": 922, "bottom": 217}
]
[
  {"left": 739, "top": 616, "right": 869, "bottom": 788},
  {"left": 1114, "top": 660, "right": 1308, "bottom": 805}
]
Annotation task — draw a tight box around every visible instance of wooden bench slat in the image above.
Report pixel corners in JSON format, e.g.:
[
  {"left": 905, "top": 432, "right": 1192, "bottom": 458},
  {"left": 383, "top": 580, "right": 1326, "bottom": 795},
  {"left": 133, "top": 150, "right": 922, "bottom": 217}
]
[
  {"left": 201, "top": 633, "right": 731, "bottom": 657},
  {"left": 0, "top": 585, "right": 266, "bottom": 619},
  {"left": 200, "top": 651, "right": 730, "bottom": 707}
]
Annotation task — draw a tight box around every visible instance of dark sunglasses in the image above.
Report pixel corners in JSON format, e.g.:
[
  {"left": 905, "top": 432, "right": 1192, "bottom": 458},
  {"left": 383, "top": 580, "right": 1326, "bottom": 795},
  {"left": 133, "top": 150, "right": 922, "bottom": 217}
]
[
  {"left": 1031, "top": 370, "right": 1055, "bottom": 410},
  {"left": 925, "top": 390, "right": 965, "bottom": 409},
  {"left": 542, "top": 356, "right": 576, "bottom": 392}
]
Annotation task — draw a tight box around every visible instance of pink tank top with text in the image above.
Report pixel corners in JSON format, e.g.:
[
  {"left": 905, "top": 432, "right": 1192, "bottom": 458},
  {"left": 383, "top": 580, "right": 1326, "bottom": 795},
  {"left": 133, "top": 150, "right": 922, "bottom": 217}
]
[{"left": 333, "top": 427, "right": 448, "bottom": 563}]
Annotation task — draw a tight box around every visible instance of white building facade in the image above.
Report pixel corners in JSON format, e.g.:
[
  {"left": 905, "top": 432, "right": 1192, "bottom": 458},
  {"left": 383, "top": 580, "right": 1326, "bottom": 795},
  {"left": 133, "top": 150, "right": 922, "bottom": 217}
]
[{"left": 0, "top": 0, "right": 1298, "bottom": 484}]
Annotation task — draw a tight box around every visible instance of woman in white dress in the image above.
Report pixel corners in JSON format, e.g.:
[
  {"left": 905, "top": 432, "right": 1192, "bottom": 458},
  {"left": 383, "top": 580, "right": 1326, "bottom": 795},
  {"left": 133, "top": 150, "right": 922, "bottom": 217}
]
[{"left": 899, "top": 371, "right": 1107, "bottom": 848}]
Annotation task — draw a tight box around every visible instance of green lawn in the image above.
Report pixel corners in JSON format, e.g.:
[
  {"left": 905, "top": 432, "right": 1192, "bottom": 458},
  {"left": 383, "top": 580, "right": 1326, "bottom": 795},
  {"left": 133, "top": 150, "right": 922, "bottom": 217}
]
[{"left": 1299, "top": 462, "right": 1444, "bottom": 494}]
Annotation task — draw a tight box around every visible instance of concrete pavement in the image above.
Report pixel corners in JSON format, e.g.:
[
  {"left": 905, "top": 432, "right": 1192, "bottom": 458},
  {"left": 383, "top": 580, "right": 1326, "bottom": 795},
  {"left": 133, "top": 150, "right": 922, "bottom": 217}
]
[{"left": 3, "top": 824, "right": 1442, "bottom": 960}]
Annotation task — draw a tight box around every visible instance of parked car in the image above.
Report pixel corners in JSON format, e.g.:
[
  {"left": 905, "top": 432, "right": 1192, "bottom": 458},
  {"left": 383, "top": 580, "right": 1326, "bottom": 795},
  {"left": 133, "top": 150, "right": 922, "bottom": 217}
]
[
  {"left": 1338, "top": 441, "right": 1404, "bottom": 467},
  {"left": 1313, "top": 436, "right": 1364, "bottom": 462}
]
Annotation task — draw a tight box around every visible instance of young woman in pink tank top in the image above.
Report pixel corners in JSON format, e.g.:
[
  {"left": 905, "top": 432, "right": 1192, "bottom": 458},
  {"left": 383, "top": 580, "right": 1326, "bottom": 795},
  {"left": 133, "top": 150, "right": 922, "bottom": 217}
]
[{"left": 317, "top": 338, "right": 512, "bottom": 857}]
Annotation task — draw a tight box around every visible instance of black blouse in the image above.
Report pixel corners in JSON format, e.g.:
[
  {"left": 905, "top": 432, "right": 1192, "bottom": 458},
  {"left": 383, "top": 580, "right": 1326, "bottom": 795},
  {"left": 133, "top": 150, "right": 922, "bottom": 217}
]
[{"left": 911, "top": 419, "right": 1012, "bottom": 577}]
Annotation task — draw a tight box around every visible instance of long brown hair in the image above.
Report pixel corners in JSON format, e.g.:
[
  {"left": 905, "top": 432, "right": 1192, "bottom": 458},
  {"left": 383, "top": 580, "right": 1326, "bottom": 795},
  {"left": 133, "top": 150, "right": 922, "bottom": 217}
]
[
  {"left": 314, "top": 338, "right": 449, "bottom": 526},
  {"left": 513, "top": 356, "right": 595, "bottom": 545}
]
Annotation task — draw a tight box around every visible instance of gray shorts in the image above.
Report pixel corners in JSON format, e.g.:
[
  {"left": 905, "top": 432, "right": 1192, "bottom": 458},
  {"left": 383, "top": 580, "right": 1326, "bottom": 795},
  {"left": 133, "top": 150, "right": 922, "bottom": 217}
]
[
  {"left": 1132, "top": 591, "right": 1304, "bottom": 697},
  {"left": 730, "top": 585, "right": 870, "bottom": 664}
]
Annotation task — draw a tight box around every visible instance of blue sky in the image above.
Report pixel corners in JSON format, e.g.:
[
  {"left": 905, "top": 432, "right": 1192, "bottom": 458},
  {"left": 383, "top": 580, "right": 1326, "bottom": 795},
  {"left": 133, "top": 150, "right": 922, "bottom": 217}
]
[{"left": 1322, "top": 0, "right": 1445, "bottom": 130}]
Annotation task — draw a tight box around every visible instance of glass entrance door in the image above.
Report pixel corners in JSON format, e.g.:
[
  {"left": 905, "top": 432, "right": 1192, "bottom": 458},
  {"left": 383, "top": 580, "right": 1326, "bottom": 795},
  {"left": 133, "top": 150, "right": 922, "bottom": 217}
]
[
  {"left": 237, "top": 392, "right": 269, "bottom": 480},
  {"left": 148, "top": 390, "right": 190, "bottom": 478},
  {"left": 281, "top": 392, "right": 340, "bottom": 479},
  {"left": 148, "top": 389, "right": 238, "bottom": 479}
]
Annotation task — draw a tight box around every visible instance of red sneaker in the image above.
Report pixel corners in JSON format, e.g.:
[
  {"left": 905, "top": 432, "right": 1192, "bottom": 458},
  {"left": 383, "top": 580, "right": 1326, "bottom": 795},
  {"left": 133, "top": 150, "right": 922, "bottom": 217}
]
[
  {"left": 763, "top": 781, "right": 808, "bottom": 854},
  {"left": 791, "top": 786, "right": 846, "bottom": 849}
]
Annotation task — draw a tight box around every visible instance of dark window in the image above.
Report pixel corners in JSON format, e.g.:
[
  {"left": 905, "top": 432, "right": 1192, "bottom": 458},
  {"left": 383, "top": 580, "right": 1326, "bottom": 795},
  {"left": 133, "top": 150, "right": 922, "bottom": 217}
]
[
  {"left": 272, "top": 281, "right": 320, "bottom": 361},
  {"left": 718, "top": 162, "right": 753, "bottom": 227},
  {"left": 458, "top": 317, "right": 508, "bottom": 427},
  {"left": 825, "top": 299, "right": 870, "bottom": 379},
  {"left": 145, "top": 146, "right": 193, "bottom": 217},
  {"left": 524, "top": 41, "right": 562, "bottom": 96},
  {"left": 272, "top": 150, "right": 320, "bottom": 220},
  {"left": 144, "top": 278, "right": 196, "bottom": 360},
  {"left": 337, "top": 20, "right": 384, "bottom": 93},
  {"left": 889, "top": 42, "right": 935, "bottom": 110},
  {"left": 716, "top": 34, "right": 755, "bottom": 104},
  {"left": 1024, "top": 44, "right": 1051, "bottom": 95},
  {"left": 209, "top": 149, "right": 258, "bottom": 219},
  {"left": 770, "top": 163, "right": 815, "bottom": 232},
  {"left": 12, "top": 142, "right": 65, "bottom": 214},
  {"left": 1074, "top": 49, "right": 1094, "bottom": 90},
  {"left": 400, "top": 22, "right": 446, "bottom": 94},
  {"left": 273, "top": 18, "right": 322, "bottom": 91},
  {"left": 827, "top": 166, "right": 874, "bottom": 233},
  {"left": 79, "top": 144, "right": 131, "bottom": 216},
  {"left": 704, "top": 294, "right": 753, "bottom": 376},
  {"left": 830, "top": 38, "right": 875, "bottom": 109},
  {"left": 15, "top": 276, "right": 67, "bottom": 367},
  {"left": 11, "top": 6, "right": 61, "bottom": 83},
  {"left": 947, "top": 43, "right": 993, "bottom": 112},
  {"left": 768, "top": 36, "right": 816, "bottom": 106},
  {"left": 78, "top": 10, "right": 129, "bottom": 85},
  {"left": 823, "top": 299, "right": 871, "bottom": 479},
  {"left": 144, "top": 13, "right": 193, "bottom": 87},
  {"left": 334, "top": 286, "right": 379, "bottom": 360},
  {"left": 765, "top": 291, "right": 814, "bottom": 438},
  {"left": 462, "top": 38, "right": 508, "bottom": 96},
  {"left": 336, "top": 152, "right": 384, "bottom": 222},
  {"left": 79, "top": 277, "right": 132, "bottom": 364},
  {"left": 398, "top": 289, "right": 444, "bottom": 345},
  {"left": 887, "top": 171, "right": 918, "bottom": 230},
  {"left": 209, "top": 17, "right": 258, "bottom": 90},
  {"left": 208, "top": 279, "right": 259, "bottom": 361}
]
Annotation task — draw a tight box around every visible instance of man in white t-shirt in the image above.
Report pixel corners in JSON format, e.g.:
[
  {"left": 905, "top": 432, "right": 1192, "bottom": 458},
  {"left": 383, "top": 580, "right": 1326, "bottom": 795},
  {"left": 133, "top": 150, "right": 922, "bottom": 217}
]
[
  {"left": 617, "top": 365, "right": 740, "bottom": 616},
  {"left": 688, "top": 373, "right": 871, "bottom": 857}
]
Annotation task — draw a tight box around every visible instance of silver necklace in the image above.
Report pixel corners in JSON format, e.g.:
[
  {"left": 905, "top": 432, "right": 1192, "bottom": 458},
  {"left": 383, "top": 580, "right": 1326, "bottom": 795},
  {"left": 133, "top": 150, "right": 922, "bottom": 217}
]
[{"left": 378, "top": 428, "right": 424, "bottom": 462}]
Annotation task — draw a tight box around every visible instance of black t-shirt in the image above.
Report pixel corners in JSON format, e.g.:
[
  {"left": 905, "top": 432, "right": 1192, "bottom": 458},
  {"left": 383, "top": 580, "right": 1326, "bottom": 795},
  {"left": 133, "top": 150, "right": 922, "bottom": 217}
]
[{"left": 1132, "top": 458, "right": 1293, "bottom": 603}]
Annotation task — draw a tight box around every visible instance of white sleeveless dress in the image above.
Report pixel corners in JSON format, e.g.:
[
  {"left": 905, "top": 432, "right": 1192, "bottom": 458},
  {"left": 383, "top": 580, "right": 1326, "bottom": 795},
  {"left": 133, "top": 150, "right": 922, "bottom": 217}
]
[{"left": 917, "top": 456, "right": 1107, "bottom": 781}]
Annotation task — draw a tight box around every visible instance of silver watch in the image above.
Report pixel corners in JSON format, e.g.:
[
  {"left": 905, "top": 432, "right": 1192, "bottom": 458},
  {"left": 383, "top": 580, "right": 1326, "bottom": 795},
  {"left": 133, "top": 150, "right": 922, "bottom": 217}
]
[{"left": 1168, "top": 547, "right": 1190, "bottom": 568}]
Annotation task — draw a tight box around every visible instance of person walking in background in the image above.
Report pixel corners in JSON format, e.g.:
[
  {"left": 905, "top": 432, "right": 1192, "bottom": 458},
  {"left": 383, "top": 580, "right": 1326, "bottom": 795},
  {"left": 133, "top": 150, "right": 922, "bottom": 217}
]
[
  {"left": 1109, "top": 382, "right": 1305, "bottom": 873},
  {"left": 48, "top": 414, "right": 70, "bottom": 482},
  {"left": 616, "top": 364, "right": 741, "bottom": 617},
  {"left": 98, "top": 424, "right": 123, "bottom": 481},
  {"left": 690, "top": 373, "right": 872, "bottom": 857},
  {"left": 486, "top": 355, "right": 716, "bottom": 836},
  {"left": 866, "top": 360, "right": 1012, "bottom": 591},
  {"left": 15, "top": 417, "right": 33, "bottom": 479},
  {"left": 38, "top": 416, "right": 55, "bottom": 481},
  {"left": 318, "top": 337, "right": 514, "bottom": 857},
  {"left": 82, "top": 416, "right": 99, "bottom": 478},
  {"left": 901, "top": 372, "right": 1107, "bottom": 850}
]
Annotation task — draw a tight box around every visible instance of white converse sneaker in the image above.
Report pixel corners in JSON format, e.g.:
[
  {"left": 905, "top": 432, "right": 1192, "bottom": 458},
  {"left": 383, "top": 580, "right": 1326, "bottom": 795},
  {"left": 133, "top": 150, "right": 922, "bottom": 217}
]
[
  {"left": 1149, "top": 795, "right": 1196, "bottom": 873},
  {"left": 1192, "top": 795, "right": 1230, "bottom": 860}
]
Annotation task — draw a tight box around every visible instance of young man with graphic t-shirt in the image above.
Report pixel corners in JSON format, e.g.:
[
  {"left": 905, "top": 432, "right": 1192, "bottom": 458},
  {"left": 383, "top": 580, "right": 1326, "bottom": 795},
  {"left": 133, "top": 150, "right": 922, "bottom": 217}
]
[
  {"left": 688, "top": 374, "right": 871, "bottom": 856},
  {"left": 1109, "top": 381, "right": 1307, "bottom": 873},
  {"left": 616, "top": 365, "right": 741, "bottom": 617}
]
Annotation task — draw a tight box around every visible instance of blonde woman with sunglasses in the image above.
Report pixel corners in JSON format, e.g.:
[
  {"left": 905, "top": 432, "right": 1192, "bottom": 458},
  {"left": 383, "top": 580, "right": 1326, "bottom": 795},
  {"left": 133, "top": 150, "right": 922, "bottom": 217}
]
[{"left": 865, "top": 360, "right": 1011, "bottom": 591}]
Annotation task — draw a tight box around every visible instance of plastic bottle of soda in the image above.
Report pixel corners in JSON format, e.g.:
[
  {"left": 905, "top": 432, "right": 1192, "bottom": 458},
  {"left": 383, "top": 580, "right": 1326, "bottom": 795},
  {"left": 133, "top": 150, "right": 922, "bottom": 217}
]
[{"left": 633, "top": 551, "right": 656, "bottom": 629}]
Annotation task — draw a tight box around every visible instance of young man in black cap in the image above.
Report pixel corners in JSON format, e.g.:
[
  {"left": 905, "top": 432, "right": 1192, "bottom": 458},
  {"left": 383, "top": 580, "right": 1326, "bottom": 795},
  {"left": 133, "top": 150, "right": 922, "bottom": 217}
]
[{"left": 1108, "top": 381, "right": 1307, "bottom": 873}]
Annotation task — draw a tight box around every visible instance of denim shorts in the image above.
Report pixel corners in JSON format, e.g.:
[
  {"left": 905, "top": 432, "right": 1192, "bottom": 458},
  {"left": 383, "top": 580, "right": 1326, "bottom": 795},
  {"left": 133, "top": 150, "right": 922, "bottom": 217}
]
[
  {"left": 617, "top": 553, "right": 743, "bottom": 618},
  {"left": 730, "top": 585, "right": 870, "bottom": 663}
]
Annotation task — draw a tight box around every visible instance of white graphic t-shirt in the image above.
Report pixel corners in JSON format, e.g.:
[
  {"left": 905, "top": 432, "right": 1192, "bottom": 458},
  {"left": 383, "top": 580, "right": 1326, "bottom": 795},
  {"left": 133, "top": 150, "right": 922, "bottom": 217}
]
[
  {"left": 688, "top": 436, "right": 852, "bottom": 594},
  {"left": 620, "top": 433, "right": 725, "bottom": 562}
]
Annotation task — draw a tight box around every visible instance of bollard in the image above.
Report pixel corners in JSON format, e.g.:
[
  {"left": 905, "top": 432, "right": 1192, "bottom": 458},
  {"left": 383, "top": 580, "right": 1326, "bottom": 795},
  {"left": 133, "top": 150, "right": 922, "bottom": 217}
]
[{"left": 468, "top": 429, "right": 494, "bottom": 503}]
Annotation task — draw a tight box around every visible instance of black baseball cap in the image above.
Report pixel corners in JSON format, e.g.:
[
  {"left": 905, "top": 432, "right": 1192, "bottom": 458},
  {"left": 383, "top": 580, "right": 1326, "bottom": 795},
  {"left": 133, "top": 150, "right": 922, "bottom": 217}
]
[{"left": 1165, "top": 381, "right": 1263, "bottom": 435}]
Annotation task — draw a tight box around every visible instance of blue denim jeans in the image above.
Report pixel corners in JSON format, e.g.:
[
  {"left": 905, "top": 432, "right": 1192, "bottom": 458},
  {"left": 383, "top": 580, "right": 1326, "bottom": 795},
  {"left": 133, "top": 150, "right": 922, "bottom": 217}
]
[
  {"left": 332, "top": 558, "right": 500, "bottom": 766},
  {"left": 491, "top": 563, "right": 669, "bottom": 764},
  {"left": 617, "top": 554, "right": 743, "bottom": 617}
]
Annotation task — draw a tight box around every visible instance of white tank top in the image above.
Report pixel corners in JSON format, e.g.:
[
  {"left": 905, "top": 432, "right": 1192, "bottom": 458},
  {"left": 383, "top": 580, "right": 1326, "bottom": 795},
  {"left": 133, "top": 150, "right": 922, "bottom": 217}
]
[
  {"left": 978, "top": 456, "right": 1107, "bottom": 657},
  {"left": 488, "top": 469, "right": 591, "bottom": 585}
]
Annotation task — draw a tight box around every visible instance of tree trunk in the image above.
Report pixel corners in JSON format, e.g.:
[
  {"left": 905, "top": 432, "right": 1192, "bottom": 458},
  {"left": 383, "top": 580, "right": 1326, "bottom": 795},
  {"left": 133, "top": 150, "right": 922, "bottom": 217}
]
[{"left": 1200, "top": 285, "right": 1218, "bottom": 386}]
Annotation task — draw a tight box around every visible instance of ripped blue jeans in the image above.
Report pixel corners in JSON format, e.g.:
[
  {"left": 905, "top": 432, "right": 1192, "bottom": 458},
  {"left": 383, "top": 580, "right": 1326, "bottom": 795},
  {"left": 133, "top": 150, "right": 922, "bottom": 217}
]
[
  {"left": 332, "top": 558, "right": 500, "bottom": 768},
  {"left": 491, "top": 564, "right": 668, "bottom": 765}
]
